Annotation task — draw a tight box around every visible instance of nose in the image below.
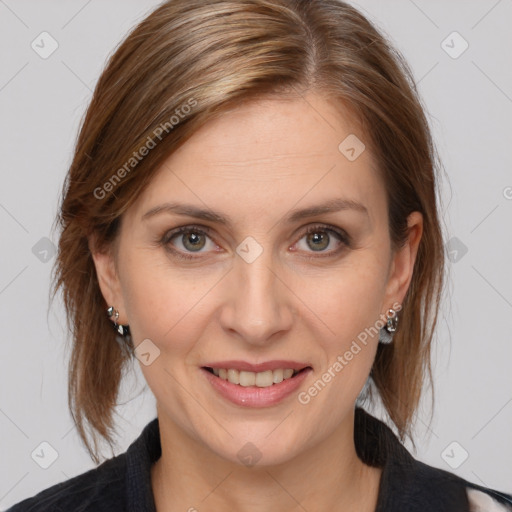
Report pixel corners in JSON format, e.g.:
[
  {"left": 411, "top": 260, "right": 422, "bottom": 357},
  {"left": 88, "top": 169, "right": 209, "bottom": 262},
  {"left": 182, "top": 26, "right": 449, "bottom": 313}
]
[{"left": 218, "top": 248, "right": 294, "bottom": 346}]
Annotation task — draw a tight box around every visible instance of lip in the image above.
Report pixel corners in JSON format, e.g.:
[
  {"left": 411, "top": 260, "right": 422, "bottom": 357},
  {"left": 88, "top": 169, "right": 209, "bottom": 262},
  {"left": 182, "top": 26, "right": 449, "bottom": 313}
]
[
  {"left": 201, "top": 366, "right": 312, "bottom": 408},
  {"left": 202, "top": 360, "right": 311, "bottom": 372}
]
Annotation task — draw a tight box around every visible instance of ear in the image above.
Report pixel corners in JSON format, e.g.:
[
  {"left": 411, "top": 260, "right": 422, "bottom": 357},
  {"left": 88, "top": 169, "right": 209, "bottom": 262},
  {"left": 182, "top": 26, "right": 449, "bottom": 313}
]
[
  {"left": 382, "top": 211, "right": 423, "bottom": 310},
  {"left": 89, "top": 235, "right": 128, "bottom": 324}
]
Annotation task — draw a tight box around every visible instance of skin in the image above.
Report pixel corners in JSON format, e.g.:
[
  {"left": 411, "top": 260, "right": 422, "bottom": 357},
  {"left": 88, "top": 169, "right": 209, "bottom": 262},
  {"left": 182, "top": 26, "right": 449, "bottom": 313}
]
[{"left": 91, "top": 92, "right": 422, "bottom": 512}]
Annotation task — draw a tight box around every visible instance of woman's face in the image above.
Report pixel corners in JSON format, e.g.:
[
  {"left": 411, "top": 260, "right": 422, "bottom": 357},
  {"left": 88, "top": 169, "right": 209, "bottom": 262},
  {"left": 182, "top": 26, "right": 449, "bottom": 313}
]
[{"left": 93, "top": 92, "right": 421, "bottom": 466}]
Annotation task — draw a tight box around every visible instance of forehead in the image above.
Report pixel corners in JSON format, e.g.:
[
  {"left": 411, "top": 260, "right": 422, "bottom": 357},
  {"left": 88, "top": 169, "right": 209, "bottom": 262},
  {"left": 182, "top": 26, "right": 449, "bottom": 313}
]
[
  {"left": 170, "top": 93, "right": 365, "bottom": 169},
  {"left": 128, "top": 93, "right": 383, "bottom": 224}
]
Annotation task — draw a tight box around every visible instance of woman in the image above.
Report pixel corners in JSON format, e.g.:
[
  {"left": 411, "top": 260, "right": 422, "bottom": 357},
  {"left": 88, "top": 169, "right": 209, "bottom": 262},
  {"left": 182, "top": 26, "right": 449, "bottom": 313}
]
[{"left": 7, "top": 0, "right": 512, "bottom": 510}]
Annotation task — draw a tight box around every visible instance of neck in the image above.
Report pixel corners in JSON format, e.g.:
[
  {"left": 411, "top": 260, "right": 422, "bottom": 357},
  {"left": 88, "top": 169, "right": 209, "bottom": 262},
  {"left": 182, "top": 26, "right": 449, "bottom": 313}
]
[{"left": 151, "top": 407, "right": 382, "bottom": 512}]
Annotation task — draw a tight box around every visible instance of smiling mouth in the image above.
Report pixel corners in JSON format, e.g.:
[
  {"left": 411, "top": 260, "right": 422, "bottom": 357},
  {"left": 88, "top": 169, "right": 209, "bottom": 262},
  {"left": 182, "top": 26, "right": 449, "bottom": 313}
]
[{"left": 203, "top": 366, "right": 311, "bottom": 388}]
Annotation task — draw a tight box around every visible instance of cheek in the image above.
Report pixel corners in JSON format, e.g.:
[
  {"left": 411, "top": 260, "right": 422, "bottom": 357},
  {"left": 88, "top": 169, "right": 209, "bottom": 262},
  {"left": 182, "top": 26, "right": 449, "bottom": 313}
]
[
  {"left": 306, "top": 258, "right": 389, "bottom": 342},
  {"left": 118, "top": 250, "right": 218, "bottom": 348},
  {"left": 119, "top": 228, "right": 391, "bottom": 356}
]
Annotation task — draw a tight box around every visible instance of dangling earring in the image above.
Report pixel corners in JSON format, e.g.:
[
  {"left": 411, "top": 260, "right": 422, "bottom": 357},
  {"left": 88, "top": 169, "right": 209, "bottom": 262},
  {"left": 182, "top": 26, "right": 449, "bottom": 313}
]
[
  {"left": 378, "top": 307, "right": 399, "bottom": 344},
  {"left": 107, "top": 306, "right": 128, "bottom": 335},
  {"left": 106, "top": 306, "right": 133, "bottom": 356}
]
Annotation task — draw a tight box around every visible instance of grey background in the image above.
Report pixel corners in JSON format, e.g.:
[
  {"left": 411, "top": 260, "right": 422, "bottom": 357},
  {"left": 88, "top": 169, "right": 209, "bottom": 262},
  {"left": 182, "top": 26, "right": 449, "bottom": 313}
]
[{"left": 0, "top": 0, "right": 511, "bottom": 508}]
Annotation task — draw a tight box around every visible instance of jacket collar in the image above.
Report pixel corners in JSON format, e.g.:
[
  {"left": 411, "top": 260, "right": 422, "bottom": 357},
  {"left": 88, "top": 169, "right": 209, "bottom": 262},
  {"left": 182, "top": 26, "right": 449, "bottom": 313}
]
[
  {"left": 126, "top": 407, "right": 470, "bottom": 511},
  {"left": 354, "top": 407, "right": 470, "bottom": 511}
]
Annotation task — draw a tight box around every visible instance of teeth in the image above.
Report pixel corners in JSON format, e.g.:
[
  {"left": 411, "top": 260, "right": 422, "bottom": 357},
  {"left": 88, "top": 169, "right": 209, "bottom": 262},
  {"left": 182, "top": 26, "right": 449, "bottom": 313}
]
[
  {"left": 239, "top": 370, "right": 256, "bottom": 386},
  {"left": 227, "top": 368, "right": 239, "bottom": 384},
  {"left": 273, "top": 368, "right": 284, "bottom": 384},
  {"left": 255, "top": 370, "right": 273, "bottom": 387},
  {"left": 211, "top": 367, "right": 300, "bottom": 387}
]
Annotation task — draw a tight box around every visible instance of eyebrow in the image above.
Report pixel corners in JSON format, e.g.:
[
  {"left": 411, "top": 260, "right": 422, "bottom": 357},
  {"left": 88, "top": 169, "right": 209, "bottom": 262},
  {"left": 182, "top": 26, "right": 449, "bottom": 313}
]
[{"left": 141, "top": 197, "right": 368, "bottom": 225}]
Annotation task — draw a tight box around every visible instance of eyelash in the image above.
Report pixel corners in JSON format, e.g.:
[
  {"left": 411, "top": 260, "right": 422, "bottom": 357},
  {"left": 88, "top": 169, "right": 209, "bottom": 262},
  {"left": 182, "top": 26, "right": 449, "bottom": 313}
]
[{"left": 159, "top": 223, "right": 350, "bottom": 261}]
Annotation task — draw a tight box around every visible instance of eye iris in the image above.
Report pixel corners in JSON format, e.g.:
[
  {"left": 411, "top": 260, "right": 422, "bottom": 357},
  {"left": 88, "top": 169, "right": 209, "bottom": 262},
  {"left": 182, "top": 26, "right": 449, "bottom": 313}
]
[
  {"left": 307, "top": 231, "right": 329, "bottom": 251},
  {"left": 183, "top": 232, "right": 205, "bottom": 251}
]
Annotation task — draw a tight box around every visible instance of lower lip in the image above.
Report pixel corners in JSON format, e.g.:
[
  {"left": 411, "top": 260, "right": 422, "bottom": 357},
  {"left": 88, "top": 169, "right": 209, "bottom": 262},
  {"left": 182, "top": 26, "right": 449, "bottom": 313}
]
[{"left": 201, "top": 367, "right": 312, "bottom": 408}]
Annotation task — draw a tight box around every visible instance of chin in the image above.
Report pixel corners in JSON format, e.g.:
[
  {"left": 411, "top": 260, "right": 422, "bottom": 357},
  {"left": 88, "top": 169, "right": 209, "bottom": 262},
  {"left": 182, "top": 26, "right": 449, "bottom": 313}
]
[{"left": 206, "top": 430, "right": 304, "bottom": 469}]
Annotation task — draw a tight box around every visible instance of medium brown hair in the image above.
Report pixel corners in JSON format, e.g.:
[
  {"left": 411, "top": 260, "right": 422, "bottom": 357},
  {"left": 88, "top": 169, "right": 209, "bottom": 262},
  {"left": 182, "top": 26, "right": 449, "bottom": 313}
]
[{"left": 52, "top": 0, "right": 445, "bottom": 463}]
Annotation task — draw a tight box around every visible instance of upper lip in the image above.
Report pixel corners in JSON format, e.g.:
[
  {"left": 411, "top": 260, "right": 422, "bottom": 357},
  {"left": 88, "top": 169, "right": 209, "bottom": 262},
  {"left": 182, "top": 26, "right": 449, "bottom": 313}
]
[{"left": 202, "top": 360, "right": 312, "bottom": 372}]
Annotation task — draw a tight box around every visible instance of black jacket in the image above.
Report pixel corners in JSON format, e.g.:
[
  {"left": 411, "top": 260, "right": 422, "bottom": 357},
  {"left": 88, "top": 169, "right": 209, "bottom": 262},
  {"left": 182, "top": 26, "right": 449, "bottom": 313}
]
[{"left": 6, "top": 407, "right": 512, "bottom": 511}]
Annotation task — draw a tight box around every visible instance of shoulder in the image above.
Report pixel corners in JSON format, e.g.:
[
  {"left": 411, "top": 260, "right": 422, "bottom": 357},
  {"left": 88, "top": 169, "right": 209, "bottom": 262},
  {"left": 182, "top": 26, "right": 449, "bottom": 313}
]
[
  {"left": 412, "top": 457, "right": 512, "bottom": 511},
  {"left": 465, "top": 483, "right": 512, "bottom": 512},
  {"left": 354, "top": 407, "right": 512, "bottom": 511},
  {"left": 404, "top": 452, "right": 512, "bottom": 511},
  {"left": 5, "top": 452, "right": 127, "bottom": 512}
]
